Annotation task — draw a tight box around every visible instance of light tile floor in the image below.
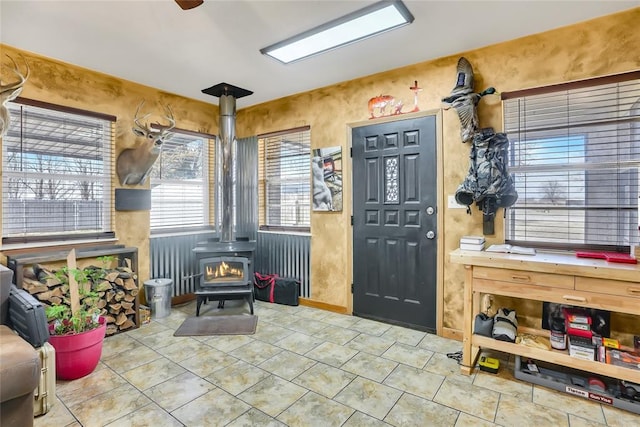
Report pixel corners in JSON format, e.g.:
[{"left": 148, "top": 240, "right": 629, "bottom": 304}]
[{"left": 34, "top": 300, "right": 640, "bottom": 427}]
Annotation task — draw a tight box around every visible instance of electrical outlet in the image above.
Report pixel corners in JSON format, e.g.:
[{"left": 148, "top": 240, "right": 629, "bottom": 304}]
[{"left": 448, "top": 195, "right": 466, "bottom": 209}]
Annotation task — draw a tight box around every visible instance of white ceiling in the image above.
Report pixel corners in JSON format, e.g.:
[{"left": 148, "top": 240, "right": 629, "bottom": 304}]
[{"left": 1, "top": 1, "right": 637, "bottom": 108}]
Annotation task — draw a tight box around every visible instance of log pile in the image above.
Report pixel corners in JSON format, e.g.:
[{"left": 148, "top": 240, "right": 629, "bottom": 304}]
[{"left": 21, "top": 263, "right": 139, "bottom": 336}]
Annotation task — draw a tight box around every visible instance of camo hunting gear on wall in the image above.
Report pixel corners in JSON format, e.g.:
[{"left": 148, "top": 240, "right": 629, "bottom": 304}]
[{"left": 455, "top": 127, "right": 518, "bottom": 234}]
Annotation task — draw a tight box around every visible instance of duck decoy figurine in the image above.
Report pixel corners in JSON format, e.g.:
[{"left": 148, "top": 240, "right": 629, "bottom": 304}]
[{"left": 442, "top": 57, "right": 497, "bottom": 143}]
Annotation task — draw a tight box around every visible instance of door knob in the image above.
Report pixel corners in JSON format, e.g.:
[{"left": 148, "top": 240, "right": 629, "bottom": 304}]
[{"left": 426, "top": 231, "right": 435, "bottom": 239}]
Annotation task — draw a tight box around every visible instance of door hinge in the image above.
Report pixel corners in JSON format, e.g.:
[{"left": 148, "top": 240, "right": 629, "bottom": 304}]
[
  {"left": 351, "top": 283, "right": 354, "bottom": 293},
  {"left": 350, "top": 147, "right": 353, "bottom": 157},
  {"left": 351, "top": 215, "right": 354, "bottom": 226}
]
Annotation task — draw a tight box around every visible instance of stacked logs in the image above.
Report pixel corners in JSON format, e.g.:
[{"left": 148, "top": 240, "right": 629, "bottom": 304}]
[{"left": 20, "top": 263, "right": 139, "bottom": 336}]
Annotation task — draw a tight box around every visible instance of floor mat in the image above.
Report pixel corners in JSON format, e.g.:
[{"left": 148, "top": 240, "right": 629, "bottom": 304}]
[{"left": 173, "top": 315, "right": 257, "bottom": 336}]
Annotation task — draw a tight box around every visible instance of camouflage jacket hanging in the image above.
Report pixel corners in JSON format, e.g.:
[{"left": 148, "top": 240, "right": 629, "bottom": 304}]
[{"left": 455, "top": 127, "right": 518, "bottom": 216}]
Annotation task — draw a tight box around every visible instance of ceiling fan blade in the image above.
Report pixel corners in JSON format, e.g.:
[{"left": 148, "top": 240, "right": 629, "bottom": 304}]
[{"left": 175, "top": 0, "right": 204, "bottom": 10}]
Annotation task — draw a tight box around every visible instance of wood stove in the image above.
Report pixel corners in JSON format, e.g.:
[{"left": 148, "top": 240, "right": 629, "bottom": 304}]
[
  {"left": 193, "top": 82, "right": 256, "bottom": 316},
  {"left": 193, "top": 241, "right": 256, "bottom": 316}
]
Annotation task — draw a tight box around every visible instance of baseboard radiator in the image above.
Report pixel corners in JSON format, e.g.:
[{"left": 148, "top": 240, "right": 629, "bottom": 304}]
[
  {"left": 149, "top": 232, "right": 216, "bottom": 297},
  {"left": 255, "top": 231, "right": 311, "bottom": 298}
]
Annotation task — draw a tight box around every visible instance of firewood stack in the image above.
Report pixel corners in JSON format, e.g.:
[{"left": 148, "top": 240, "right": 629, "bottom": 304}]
[{"left": 20, "top": 263, "right": 139, "bottom": 336}]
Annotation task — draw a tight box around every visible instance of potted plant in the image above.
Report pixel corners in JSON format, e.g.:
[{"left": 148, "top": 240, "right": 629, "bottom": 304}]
[{"left": 44, "top": 251, "right": 109, "bottom": 380}]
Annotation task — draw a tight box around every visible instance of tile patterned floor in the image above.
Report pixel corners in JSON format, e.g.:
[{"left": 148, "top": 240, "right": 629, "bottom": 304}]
[{"left": 34, "top": 300, "right": 640, "bottom": 427}]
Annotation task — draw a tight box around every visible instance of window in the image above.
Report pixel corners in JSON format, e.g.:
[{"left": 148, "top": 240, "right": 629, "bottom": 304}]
[
  {"left": 149, "top": 130, "right": 211, "bottom": 231},
  {"left": 503, "top": 73, "right": 640, "bottom": 250},
  {"left": 259, "top": 127, "right": 310, "bottom": 230},
  {"left": 2, "top": 99, "right": 114, "bottom": 243}
]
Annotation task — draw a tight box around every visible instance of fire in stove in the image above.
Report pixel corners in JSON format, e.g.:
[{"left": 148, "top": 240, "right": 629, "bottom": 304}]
[{"left": 205, "top": 261, "right": 244, "bottom": 281}]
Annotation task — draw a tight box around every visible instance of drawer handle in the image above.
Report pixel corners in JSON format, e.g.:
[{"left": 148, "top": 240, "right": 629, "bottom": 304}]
[
  {"left": 628, "top": 288, "right": 640, "bottom": 295},
  {"left": 511, "top": 275, "right": 531, "bottom": 281},
  {"left": 563, "top": 295, "right": 587, "bottom": 303}
]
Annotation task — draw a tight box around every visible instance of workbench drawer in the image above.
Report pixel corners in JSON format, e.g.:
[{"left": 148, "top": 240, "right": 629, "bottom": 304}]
[
  {"left": 575, "top": 276, "right": 640, "bottom": 298},
  {"left": 473, "top": 266, "right": 574, "bottom": 289}
]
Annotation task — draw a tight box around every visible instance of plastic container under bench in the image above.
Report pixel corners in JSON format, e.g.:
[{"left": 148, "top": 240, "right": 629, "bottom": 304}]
[{"left": 514, "top": 356, "right": 640, "bottom": 415}]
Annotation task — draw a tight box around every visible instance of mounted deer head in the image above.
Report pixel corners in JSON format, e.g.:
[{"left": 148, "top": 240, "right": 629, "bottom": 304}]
[
  {"left": 1, "top": 54, "right": 30, "bottom": 138},
  {"left": 116, "top": 101, "right": 176, "bottom": 186}
]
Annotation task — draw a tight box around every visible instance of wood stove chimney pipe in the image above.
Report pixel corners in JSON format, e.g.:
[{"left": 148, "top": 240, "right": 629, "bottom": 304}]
[{"left": 201, "top": 83, "right": 253, "bottom": 242}]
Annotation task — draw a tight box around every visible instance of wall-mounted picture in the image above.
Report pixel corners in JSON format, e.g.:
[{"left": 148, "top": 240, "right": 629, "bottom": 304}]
[{"left": 312, "top": 146, "right": 342, "bottom": 211}]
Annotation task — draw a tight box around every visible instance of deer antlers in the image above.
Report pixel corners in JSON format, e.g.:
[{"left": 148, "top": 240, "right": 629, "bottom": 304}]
[
  {"left": 1, "top": 54, "right": 31, "bottom": 138},
  {"left": 132, "top": 101, "right": 176, "bottom": 140}
]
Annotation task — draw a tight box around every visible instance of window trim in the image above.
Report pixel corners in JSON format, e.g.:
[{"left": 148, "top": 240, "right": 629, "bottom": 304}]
[
  {"left": 150, "top": 225, "right": 215, "bottom": 237},
  {"left": 259, "top": 126, "right": 311, "bottom": 231},
  {"left": 15, "top": 96, "right": 117, "bottom": 121},
  {"left": 258, "top": 126, "right": 311, "bottom": 139},
  {"left": 2, "top": 98, "right": 115, "bottom": 245},
  {"left": 259, "top": 225, "right": 310, "bottom": 233},
  {"left": 149, "top": 128, "right": 212, "bottom": 232},
  {"left": 502, "top": 73, "right": 640, "bottom": 251},
  {"left": 501, "top": 70, "right": 640, "bottom": 100}
]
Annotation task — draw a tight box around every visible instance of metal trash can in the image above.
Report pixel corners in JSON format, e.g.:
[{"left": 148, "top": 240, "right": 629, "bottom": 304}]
[{"left": 143, "top": 278, "right": 172, "bottom": 319}]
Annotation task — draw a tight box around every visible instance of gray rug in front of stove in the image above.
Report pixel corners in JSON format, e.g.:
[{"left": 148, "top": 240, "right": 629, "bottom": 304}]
[{"left": 174, "top": 314, "right": 258, "bottom": 336}]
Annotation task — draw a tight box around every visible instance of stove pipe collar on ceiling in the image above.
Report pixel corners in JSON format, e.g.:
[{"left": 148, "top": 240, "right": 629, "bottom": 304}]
[{"left": 201, "top": 83, "right": 253, "bottom": 242}]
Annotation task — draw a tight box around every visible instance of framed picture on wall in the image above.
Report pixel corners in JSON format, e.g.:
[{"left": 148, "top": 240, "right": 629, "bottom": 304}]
[{"left": 311, "top": 146, "right": 342, "bottom": 211}]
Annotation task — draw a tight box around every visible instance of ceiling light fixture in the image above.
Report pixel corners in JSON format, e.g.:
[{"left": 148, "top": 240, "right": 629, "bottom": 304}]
[{"left": 260, "top": 0, "right": 414, "bottom": 64}]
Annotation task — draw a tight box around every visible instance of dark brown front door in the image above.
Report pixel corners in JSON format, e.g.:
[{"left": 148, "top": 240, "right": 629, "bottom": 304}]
[{"left": 352, "top": 114, "right": 438, "bottom": 332}]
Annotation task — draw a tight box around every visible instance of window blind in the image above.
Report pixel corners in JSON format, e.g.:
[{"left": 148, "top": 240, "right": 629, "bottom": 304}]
[
  {"left": 2, "top": 100, "right": 114, "bottom": 243},
  {"left": 503, "top": 75, "right": 640, "bottom": 250},
  {"left": 260, "top": 127, "right": 311, "bottom": 228},
  {"left": 149, "top": 131, "right": 211, "bottom": 230}
]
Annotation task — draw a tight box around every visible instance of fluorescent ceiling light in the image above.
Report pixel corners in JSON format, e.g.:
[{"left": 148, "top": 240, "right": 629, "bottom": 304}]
[{"left": 260, "top": 0, "right": 414, "bottom": 64}]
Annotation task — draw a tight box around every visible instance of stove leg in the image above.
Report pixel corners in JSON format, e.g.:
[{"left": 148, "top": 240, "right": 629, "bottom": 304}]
[
  {"left": 196, "top": 297, "right": 203, "bottom": 317},
  {"left": 247, "top": 295, "right": 254, "bottom": 315}
]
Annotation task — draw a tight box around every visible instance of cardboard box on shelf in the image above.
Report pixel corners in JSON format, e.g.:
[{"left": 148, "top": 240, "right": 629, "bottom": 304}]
[
  {"left": 569, "top": 335, "right": 596, "bottom": 361},
  {"left": 606, "top": 348, "right": 640, "bottom": 371},
  {"left": 563, "top": 307, "right": 592, "bottom": 325},
  {"left": 603, "top": 338, "right": 621, "bottom": 349}
]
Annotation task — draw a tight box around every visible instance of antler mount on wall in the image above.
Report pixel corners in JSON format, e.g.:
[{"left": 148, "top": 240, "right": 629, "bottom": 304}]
[
  {"left": 1, "top": 54, "right": 30, "bottom": 138},
  {"left": 116, "top": 101, "right": 176, "bottom": 186}
]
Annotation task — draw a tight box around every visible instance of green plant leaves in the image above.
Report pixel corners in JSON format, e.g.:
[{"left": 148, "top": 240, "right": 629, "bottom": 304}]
[{"left": 45, "top": 266, "right": 104, "bottom": 335}]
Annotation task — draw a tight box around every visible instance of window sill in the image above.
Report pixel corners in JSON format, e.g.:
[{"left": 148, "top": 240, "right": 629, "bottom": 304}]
[
  {"left": 0, "top": 237, "right": 119, "bottom": 253},
  {"left": 151, "top": 228, "right": 216, "bottom": 238},
  {"left": 258, "top": 229, "right": 311, "bottom": 237}
]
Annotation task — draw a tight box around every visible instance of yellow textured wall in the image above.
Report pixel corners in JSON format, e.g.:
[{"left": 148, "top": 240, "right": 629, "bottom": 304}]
[
  {"left": 236, "top": 8, "right": 640, "bottom": 331},
  {"left": 0, "top": 44, "right": 219, "bottom": 283}
]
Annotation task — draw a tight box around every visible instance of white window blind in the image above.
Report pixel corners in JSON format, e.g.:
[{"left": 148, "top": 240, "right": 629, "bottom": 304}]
[
  {"left": 503, "top": 73, "right": 640, "bottom": 250},
  {"left": 149, "top": 131, "right": 210, "bottom": 230},
  {"left": 260, "top": 127, "right": 311, "bottom": 229},
  {"left": 2, "top": 100, "right": 114, "bottom": 243}
]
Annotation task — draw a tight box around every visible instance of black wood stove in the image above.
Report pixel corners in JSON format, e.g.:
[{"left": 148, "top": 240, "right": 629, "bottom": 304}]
[
  {"left": 193, "top": 83, "right": 256, "bottom": 316},
  {"left": 193, "top": 240, "right": 255, "bottom": 316}
]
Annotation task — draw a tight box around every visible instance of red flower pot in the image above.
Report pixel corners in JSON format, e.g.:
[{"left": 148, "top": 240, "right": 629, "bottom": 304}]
[{"left": 48, "top": 316, "right": 107, "bottom": 380}]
